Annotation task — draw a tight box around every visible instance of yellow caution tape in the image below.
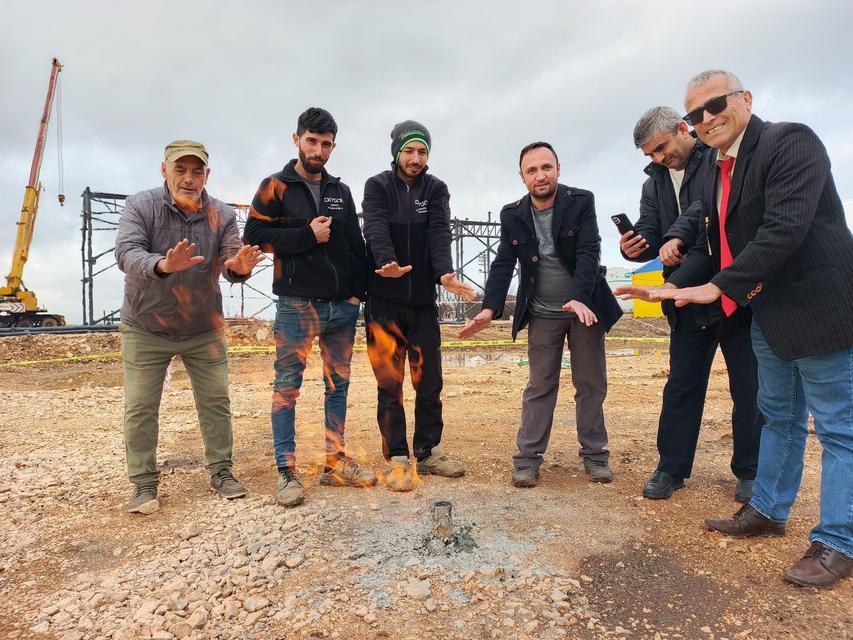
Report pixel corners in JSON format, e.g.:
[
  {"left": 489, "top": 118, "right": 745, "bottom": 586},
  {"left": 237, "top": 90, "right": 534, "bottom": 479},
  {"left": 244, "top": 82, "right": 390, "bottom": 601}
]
[{"left": 1, "top": 336, "right": 669, "bottom": 367}]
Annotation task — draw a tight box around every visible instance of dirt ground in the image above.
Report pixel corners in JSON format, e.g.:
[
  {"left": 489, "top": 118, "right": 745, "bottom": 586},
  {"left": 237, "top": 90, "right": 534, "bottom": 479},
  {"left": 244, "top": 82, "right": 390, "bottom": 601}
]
[{"left": 0, "top": 318, "right": 849, "bottom": 640}]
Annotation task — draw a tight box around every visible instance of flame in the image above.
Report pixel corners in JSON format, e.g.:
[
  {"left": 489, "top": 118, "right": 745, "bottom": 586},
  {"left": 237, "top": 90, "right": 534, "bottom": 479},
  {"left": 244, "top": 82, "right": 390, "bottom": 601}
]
[
  {"left": 173, "top": 193, "right": 202, "bottom": 213},
  {"left": 249, "top": 178, "right": 287, "bottom": 222}
]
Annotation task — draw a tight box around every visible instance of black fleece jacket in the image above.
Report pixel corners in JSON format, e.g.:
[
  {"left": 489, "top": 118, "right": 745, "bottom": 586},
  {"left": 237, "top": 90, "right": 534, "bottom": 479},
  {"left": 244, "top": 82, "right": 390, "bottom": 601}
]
[
  {"left": 361, "top": 164, "right": 453, "bottom": 306},
  {"left": 243, "top": 160, "right": 367, "bottom": 300}
]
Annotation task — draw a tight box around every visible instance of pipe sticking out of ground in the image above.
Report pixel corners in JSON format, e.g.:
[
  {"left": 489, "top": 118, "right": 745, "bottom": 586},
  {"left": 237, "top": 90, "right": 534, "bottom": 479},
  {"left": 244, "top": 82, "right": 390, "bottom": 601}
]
[{"left": 431, "top": 500, "right": 453, "bottom": 541}]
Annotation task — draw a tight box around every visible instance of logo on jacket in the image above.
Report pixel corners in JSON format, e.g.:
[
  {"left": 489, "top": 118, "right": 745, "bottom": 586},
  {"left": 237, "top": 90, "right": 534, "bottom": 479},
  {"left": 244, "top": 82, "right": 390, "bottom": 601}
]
[
  {"left": 415, "top": 199, "right": 428, "bottom": 215},
  {"left": 323, "top": 196, "right": 344, "bottom": 212}
]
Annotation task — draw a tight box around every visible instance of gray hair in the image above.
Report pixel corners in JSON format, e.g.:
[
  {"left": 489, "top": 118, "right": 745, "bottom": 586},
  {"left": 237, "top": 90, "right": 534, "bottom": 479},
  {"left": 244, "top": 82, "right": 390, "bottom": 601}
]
[
  {"left": 633, "top": 106, "right": 683, "bottom": 148},
  {"left": 686, "top": 69, "right": 744, "bottom": 93}
]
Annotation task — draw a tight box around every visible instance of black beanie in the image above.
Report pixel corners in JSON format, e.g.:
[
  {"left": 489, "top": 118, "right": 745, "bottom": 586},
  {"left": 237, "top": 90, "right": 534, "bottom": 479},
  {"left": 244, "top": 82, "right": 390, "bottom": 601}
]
[{"left": 391, "top": 120, "right": 431, "bottom": 162}]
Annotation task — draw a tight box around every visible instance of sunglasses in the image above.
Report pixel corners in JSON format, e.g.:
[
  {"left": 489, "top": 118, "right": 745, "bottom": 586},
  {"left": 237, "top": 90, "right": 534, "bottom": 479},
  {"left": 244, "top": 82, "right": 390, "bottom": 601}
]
[{"left": 683, "top": 91, "right": 743, "bottom": 126}]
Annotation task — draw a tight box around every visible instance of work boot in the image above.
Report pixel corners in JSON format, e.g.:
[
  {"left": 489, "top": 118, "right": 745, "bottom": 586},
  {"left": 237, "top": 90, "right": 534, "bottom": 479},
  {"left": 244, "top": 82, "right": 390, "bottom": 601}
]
[
  {"left": 210, "top": 468, "right": 247, "bottom": 499},
  {"left": 512, "top": 467, "right": 539, "bottom": 488},
  {"left": 734, "top": 478, "right": 754, "bottom": 504},
  {"left": 705, "top": 504, "right": 786, "bottom": 538},
  {"left": 276, "top": 468, "right": 305, "bottom": 508},
  {"left": 583, "top": 458, "right": 613, "bottom": 483},
  {"left": 320, "top": 456, "right": 377, "bottom": 488},
  {"left": 386, "top": 456, "right": 413, "bottom": 492},
  {"left": 127, "top": 483, "right": 159, "bottom": 515},
  {"left": 417, "top": 447, "right": 465, "bottom": 477},
  {"left": 643, "top": 470, "right": 685, "bottom": 499},
  {"left": 783, "top": 541, "right": 853, "bottom": 589}
]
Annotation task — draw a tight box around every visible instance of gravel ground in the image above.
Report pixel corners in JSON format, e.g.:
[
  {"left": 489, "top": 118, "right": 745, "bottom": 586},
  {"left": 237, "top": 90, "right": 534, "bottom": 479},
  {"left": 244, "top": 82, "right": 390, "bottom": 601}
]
[{"left": 0, "top": 320, "right": 849, "bottom": 639}]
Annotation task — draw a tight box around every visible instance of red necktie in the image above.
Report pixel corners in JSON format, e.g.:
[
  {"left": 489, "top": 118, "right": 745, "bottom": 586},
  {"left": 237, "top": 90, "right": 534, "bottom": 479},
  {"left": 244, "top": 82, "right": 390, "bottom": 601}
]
[{"left": 717, "top": 156, "right": 737, "bottom": 317}]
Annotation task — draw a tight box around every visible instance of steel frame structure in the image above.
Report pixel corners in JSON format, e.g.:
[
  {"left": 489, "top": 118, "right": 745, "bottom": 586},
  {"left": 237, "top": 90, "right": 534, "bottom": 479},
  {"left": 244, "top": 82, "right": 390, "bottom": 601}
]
[{"left": 80, "top": 188, "right": 515, "bottom": 324}]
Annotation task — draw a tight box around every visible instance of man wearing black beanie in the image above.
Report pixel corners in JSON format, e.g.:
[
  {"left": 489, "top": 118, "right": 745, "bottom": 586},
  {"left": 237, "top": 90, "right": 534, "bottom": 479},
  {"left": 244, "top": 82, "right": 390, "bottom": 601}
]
[{"left": 362, "top": 120, "right": 476, "bottom": 492}]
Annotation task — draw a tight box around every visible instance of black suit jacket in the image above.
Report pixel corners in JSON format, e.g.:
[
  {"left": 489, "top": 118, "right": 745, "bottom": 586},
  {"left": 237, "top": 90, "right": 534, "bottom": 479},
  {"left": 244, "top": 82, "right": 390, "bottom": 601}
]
[
  {"left": 669, "top": 115, "right": 853, "bottom": 360},
  {"left": 482, "top": 185, "right": 623, "bottom": 339}
]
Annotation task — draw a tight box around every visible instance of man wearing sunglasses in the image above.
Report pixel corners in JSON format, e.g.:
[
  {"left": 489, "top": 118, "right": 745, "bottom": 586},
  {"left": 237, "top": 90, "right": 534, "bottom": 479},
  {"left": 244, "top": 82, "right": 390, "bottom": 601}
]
[
  {"left": 617, "top": 70, "right": 853, "bottom": 589},
  {"left": 620, "top": 107, "right": 761, "bottom": 503}
]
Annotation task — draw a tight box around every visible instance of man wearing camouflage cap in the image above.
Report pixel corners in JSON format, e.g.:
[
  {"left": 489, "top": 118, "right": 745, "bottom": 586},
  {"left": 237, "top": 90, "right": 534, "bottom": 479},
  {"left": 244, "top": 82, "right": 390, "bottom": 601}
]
[
  {"left": 115, "top": 140, "right": 263, "bottom": 514},
  {"left": 362, "top": 121, "right": 476, "bottom": 491}
]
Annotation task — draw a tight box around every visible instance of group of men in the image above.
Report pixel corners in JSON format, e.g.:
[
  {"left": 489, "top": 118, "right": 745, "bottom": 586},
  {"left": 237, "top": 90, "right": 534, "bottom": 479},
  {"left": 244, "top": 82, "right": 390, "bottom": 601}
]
[{"left": 115, "top": 69, "right": 851, "bottom": 590}]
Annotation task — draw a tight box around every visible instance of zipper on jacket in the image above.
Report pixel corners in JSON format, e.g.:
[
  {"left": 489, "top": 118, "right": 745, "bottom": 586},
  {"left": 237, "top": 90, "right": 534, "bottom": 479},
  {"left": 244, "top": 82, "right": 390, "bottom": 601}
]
[
  {"left": 317, "top": 180, "right": 341, "bottom": 294},
  {"left": 406, "top": 183, "right": 412, "bottom": 301}
]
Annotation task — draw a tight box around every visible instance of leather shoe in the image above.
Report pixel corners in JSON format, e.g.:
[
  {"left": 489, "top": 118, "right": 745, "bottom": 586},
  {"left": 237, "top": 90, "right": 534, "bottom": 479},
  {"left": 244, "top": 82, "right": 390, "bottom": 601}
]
[
  {"left": 783, "top": 541, "right": 852, "bottom": 589},
  {"left": 643, "top": 470, "right": 685, "bottom": 500},
  {"left": 705, "top": 504, "right": 786, "bottom": 538},
  {"left": 734, "top": 478, "right": 754, "bottom": 504}
]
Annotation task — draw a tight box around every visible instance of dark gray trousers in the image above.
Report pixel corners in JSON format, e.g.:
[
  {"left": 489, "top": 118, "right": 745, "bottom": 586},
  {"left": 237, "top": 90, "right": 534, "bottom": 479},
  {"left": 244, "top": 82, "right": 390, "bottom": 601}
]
[{"left": 513, "top": 315, "right": 610, "bottom": 470}]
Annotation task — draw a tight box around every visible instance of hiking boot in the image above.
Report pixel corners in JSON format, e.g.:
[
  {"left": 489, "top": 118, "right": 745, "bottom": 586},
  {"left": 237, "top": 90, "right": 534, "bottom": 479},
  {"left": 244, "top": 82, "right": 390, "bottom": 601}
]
[
  {"left": 417, "top": 447, "right": 465, "bottom": 477},
  {"left": 512, "top": 467, "right": 539, "bottom": 488},
  {"left": 320, "top": 456, "right": 377, "bottom": 488},
  {"left": 127, "top": 483, "right": 159, "bottom": 515},
  {"left": 584, "top": 458, "right": 613, "bottom": 483},
  {"left": 276, "top": 469, "right": 305, "bottom": 508},
  {"left": 643, "top": 470, "right": 685, "bottom": 499},
  {"left": 210, "top": 468, "right": 247, "bottom": 499},
  {"left": 386, "top": 456, "right": 413, "bottom": 492}
]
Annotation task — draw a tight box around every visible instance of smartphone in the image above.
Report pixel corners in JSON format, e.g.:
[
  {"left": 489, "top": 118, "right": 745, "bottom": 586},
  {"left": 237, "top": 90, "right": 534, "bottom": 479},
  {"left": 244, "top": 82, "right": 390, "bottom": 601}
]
[{"left": 611, "top": 213, "right": 635, "bottom": 235}]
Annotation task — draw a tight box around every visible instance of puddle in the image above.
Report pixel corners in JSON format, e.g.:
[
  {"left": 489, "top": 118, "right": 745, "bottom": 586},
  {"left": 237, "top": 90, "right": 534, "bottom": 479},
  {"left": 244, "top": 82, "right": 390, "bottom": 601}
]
[{"left": 443, "top": 348, "right": 665, "bottom": 368}]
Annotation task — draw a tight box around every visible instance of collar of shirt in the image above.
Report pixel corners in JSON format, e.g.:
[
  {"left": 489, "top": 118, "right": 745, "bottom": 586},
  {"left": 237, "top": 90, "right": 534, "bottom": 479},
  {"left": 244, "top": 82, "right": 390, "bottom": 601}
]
[{"left": 715, "top": 127, "right": 747, "bottom": 166}]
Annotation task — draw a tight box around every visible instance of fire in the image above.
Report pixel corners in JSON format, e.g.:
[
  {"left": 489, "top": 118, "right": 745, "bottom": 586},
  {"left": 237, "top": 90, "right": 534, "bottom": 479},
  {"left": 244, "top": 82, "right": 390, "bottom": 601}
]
[{"left": 248, "top": 178, "right": 287, "bottom": 222}]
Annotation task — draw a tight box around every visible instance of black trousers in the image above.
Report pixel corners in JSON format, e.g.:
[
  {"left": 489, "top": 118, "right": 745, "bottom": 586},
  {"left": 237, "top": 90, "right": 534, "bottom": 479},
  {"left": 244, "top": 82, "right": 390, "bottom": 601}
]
[
  {"left": 364, "top": 296, "right": 444, "bottom": 461},
  {"left": 657, "top": 308, "right": 762, "bottom": 480}
]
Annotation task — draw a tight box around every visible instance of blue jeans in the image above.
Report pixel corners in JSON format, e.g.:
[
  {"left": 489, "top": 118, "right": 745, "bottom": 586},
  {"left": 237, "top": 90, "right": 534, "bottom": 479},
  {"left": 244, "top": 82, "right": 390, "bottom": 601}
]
[
  {"left": 749, "top": 320, "right": 853, "bottom": 558},
  {"left": 271, "top": 296, "right": 359, "bottom": 469}
]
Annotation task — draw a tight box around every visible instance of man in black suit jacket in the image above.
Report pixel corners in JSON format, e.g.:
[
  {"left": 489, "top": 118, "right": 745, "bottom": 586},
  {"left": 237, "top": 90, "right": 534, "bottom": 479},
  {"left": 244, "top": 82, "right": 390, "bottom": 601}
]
[
  {"left": 460, "top": 142, "right": 623, "bottom": 488},
  {"left": 621, "top": 106, "right": 761, "bottom": 502},
  {"left": 618, "top": 70, "right": 853, "bottom": 589}
]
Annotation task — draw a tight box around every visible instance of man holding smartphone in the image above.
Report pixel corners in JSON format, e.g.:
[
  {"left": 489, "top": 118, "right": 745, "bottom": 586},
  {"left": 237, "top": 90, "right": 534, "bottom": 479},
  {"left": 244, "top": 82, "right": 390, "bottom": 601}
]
[{"left": 619, "top": 107, "right": 762, "bottom": 503}]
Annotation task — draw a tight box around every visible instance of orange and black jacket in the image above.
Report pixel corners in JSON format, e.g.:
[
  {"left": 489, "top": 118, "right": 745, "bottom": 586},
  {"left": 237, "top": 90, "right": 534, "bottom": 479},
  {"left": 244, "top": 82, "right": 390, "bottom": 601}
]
[{"left": 244, "top": 160, "right": 367, "bottom": 300}]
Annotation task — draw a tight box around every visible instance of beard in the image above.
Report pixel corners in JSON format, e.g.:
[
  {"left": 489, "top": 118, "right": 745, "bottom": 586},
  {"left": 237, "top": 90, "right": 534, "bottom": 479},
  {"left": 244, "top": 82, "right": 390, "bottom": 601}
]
[
  {"left": 298, "top": 148, "right": 326, "bottom": 175},
  {"left": 531, "top": 183, "right": 557, "bottom": 201}
]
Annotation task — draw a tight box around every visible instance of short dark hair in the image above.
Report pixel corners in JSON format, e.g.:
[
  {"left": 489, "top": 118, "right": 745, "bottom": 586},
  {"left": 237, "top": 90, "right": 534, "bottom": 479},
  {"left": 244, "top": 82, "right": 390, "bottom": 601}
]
[
  {"left": 519, "top": 141, "right": 559, "bottom": 167},
  {"left": 297, "top": 107, "right": 338, "bottom": 138}
]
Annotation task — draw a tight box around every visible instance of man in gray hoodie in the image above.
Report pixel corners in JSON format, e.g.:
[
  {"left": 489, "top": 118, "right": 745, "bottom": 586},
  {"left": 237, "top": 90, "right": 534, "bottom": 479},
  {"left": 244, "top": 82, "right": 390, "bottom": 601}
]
[{"left": 115, "top": 140, "right": 263, "bottom": 515}]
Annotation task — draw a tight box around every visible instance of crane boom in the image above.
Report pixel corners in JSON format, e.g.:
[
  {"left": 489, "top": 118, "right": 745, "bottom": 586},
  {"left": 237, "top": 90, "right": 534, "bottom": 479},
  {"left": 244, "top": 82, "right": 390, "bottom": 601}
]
[{"left": 0, "top": 58, "right": 65, "bottom": 327}]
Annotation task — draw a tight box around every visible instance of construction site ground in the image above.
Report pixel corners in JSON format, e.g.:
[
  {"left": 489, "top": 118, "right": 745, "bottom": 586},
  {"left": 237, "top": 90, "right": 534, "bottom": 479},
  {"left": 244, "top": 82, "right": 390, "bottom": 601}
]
[{"left": 0, "top": 318, "right": 849, "bottom": 640}]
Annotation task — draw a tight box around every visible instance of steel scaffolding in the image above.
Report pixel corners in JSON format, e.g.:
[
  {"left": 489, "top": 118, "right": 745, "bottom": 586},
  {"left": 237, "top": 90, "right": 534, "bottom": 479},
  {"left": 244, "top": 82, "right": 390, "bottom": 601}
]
[{"left": 80, "top": 188, "right": 514, "bottom": 325}]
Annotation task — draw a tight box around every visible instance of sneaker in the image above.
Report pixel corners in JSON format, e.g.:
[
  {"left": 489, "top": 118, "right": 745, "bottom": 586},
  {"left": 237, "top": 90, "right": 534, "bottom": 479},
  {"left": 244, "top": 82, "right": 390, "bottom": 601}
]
[
  {"left": 127, "top": 483, "right": 159, "bottom": 514},
  {"left": 276, "top": 469, "right": 305, "bottom": 508},
  {"left": 320, "top": 456, "right": 377, "bottom": 488},
  {"left": 643, "top": 469, "right": 685, "bottom": 499},
  {"left": 386, "top": 456, "right": 414, "bottom": 492},
  {"left": 512, "top": 467, "right": 539, "bottom": 488},
  {"left": 210, "top": 468, "right": 247, "bottom": 499},
  {"left": 583, "top": 458, "right": 613, "bottom": 483},
  {"left": 416, "top": 447, "right": 465, "bottom": 477}
]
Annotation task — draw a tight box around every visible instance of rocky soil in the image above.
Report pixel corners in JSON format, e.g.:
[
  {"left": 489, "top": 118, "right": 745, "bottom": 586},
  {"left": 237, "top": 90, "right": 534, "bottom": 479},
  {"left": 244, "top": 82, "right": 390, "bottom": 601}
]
[{"left": 0, "top": 319, "right": 849, "bottom": 639}]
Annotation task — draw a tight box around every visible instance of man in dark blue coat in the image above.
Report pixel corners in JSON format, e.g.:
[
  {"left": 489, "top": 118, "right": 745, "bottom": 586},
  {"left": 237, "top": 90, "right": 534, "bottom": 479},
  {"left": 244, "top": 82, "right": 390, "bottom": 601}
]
[
  {"left": 461, "top": 141, "right": 622, "bottom": 487},
  {"left": 621, "top": 106, "right": 761, "bottom": 502}
]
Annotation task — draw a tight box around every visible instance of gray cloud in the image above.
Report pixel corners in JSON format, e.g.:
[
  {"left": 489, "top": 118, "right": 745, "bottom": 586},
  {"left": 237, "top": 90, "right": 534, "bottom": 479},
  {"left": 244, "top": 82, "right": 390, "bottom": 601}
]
[{"left": 2, "top": 0, "right": 851, "bottom": 322}]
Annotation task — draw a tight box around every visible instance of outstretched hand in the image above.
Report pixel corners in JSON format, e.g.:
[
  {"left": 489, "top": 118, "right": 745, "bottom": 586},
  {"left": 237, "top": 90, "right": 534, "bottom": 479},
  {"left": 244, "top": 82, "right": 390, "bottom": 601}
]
[
  {"left": 440, "top": 273, "right": 477, "bottom": 301},
  {"left": 652, "top": 282, "right": 722, "bottom": 307},
  {"left": 458, "top": 308, "right": 494, "bottom": 339},
  {"left": 225, "top": 244, "right": 265, "bottom": 276},
  {"left": 375, "top": 261, "right": 413, "bottom": 278},
  {"left": 562, "top": 300, "right": 598, "bottom": 326},
  {"left": 158, "top": 239, "right": 205, "bottom": 274},
  {"left": 614, "top": 283, "right": 676, "bottom": 303}
]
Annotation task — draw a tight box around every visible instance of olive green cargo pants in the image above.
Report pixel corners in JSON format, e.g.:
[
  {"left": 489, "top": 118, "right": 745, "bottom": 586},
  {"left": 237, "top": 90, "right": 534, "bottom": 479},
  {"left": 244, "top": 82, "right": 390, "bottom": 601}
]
[{"left": 120, "top": 324, "right": 233, "bottom": 485}]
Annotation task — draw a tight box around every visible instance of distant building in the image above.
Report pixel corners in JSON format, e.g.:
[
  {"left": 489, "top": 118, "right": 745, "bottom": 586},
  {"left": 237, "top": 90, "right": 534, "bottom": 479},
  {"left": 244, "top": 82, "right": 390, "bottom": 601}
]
[
  {"left": 605, "top": 265, "right": 633, "bottom": 313},
  {"left": 629, "top": 258, "right": 664, "bottom": 318}
]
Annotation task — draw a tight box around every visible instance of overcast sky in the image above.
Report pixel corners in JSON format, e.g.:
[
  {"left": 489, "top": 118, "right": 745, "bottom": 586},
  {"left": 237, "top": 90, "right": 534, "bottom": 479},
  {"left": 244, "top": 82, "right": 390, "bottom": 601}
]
[{"left": 2, "top": 0, "right": 851, "bottom": 323}]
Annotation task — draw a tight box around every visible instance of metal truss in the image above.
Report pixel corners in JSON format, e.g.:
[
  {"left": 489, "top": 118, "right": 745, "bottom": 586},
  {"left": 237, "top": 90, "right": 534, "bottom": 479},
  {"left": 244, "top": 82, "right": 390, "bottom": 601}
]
[{"left": 80, "top": 189, "right": 514, "bottom": 325}]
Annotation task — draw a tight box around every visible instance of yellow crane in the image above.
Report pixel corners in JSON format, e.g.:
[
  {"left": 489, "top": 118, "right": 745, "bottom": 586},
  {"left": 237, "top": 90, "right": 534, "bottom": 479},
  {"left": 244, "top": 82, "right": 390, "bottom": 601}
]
[{"left": 1, "top": 58, "right": 66, "bottom": 327}]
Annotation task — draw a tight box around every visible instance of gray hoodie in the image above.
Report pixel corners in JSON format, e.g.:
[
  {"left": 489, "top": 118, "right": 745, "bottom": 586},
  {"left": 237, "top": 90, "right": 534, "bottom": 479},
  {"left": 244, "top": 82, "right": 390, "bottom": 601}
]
[{"left": 115, "top": 184, "right": 249, "bottom": 339}]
